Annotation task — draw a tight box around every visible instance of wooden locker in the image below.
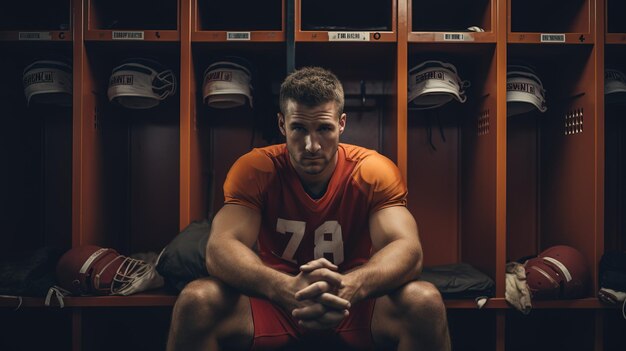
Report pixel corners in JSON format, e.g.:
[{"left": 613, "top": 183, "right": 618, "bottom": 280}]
[{"left": 0, "top": 1, "right": 622, "bottom": 350}]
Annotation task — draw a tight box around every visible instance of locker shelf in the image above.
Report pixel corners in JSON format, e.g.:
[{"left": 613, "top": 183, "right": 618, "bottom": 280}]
[
  {"left": 296, "top": 0, "right": 396, "bottom": 42},
  {"left": 0, "top": 292, "right": 176, "bottom": 308},
  {"left": 3, "top": 295, "right": 620, "bottom": 310},
  {"left": 86, "top": 0, "right": 179, "bottom": 41},
  {"left": 508, "top": 0, "right": 594, "bottom": 44},
  {"left": 193, "top": 0, "right": 284, "bottom": 42},
  {"left": 0, "top": 30, "right": 72, "bottom": 42},
  {"left": 408, "top": 0, "right": 495, "bottom": 43}
]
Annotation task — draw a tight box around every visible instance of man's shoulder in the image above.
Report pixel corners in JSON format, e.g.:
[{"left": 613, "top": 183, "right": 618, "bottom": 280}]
[
  {"left": 235, "top": 144, "right": 285, "bottom": 172},
  {"left": 253, "top": 144, "right": 286, "bottom": 158},
  {"left": 341, "top": 144, "right": 407, "bottom": 207},
  {"left": 231, "top": 144, "right": 285, "bottom": 178},
  {"left": 341, "top": 144, "right": 398, "bottom": 174},
  {"left": 341, "top": 143, "right": 380, "bottom": 162},
  {"left": 224, "top": 144, "right": 285, "bottom": 206},
  {"left": 341, "top": 144, "right": 400, "bottom": 185}
]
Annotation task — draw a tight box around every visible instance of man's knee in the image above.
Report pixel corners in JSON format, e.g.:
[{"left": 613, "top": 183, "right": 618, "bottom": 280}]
[
  {"left": 372, "top": 281, "right": 449, "bottom": 349},
  {"left": 174, "top": 278, "right": 235, "bottom": 322},
  {"left": 395, "top": 280, "right": 446, "bottom": 322},
  {"left": 173, "top": 278, "right": 253, "bottom": 340}
]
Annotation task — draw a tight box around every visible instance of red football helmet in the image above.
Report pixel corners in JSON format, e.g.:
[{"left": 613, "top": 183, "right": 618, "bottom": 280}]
[
  {"left": 56, "top": 245, "right": 158, "bottom": 296},
  {"left": 525, "top": 245, "right": 590, "bottom": 300}
]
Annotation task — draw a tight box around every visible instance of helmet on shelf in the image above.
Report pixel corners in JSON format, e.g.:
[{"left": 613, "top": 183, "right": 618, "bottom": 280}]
[
  {"left": 107, "top": 58, "right": 177, "bottom": 109},
  {"left": 408, "top": 60, "right": 469, "bottom": 110},
  {"left": 525, "top": 245, "right": 589, "bottom": 300},
  {"left": 22, "top": 59, "right": 73, "bottom": 107},
  {"left": 56, "top": 245, "right": 162, "bottom": 296},
  {"left": 202, "top": 56, "right": 254, "bottom": 109},
  {"left": 507, "top": 64, "right": 547, "bottom": 117},
  {"left": 605, "top": 68, "right": 626, "bottom": 105}
]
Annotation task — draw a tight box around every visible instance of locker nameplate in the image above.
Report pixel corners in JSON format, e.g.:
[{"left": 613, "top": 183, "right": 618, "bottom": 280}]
[
  {"left": 328, "top": 32, "right": 370, "bottom": 41},
  {"left": 227, "top": 32, "right": 251, "bottom": 40},
  {"left": 112, "top": 31, "right": 145, "bottom": 40},
  {"left": 441, "top": 33, "right": 474, "bottom": 41},
  {"left": 540, "top": 34, "right": 565, "bottom": 43},
  {"left": 19, "top": 32, "right": 51, "bottom": 40}
]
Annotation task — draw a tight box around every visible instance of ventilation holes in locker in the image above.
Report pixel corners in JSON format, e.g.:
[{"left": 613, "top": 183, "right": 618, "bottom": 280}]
[
  {"left": 564, "top": 108, "right": 583, "bottom": 135},
  {"left": 478, "top": 110, "right": 490, "bottom": 136}
]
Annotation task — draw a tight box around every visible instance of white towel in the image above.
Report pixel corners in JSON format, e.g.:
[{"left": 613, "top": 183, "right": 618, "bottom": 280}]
[{"left": 505, "top": 262, "right": 532, "bottom": 314}]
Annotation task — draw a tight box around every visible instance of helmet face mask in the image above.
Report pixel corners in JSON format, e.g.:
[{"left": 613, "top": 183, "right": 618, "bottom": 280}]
[
  {"left": 202, "top": 57, "right": 254, "bottom": 109},
  {"left": 408, "top": 60, "right": 469, "bottom": 110},
  {"left": 507, "top": 65, "right": 547, "bottom": 117},
  {"left": 107, "top": 58, "right": 177, "bottom": 109},
  {"left": 23, "top": 60, "right": 73, "bottom": 107},
  {"left": 56, "top": 245, "right": 162, "bottom": 296}
]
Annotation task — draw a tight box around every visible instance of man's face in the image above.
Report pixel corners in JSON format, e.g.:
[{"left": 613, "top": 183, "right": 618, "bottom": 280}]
[{"left": 278, "top": 100, "right": 346, "bottom": 178}]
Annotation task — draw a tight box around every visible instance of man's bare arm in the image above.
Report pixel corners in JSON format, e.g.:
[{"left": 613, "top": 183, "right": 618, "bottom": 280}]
[
  {"left": 344, "top": 205, "right": 421, "bottom": 302},
  {"left": 297, "top": 205, "right": 421, "bottom": 306},
  {"left": 206, "top": 204, "right": 350, "bottom": 314},
  {"left": 206, "top": 204, "right": 281, "bottom": 299}
]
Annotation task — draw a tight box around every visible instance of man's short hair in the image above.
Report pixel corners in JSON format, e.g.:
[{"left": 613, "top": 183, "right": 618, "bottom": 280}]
[{"left": 279, "top": 67, "right": 344, "bottom": 117}]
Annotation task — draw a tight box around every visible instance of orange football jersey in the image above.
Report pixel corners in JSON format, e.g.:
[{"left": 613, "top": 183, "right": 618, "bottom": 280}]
[{"left": 224, "top": 143, "right": 407, "bottom": 274}]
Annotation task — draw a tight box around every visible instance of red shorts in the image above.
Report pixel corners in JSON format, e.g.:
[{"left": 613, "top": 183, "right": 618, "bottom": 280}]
[{"left": 249, "top": 297, "right": 376, "bottom": 351}]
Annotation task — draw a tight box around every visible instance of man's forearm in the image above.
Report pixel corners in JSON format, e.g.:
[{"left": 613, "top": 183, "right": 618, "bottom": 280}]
[
  {"left": 206, "top": 238, "right": 290, "bottom": 302},
  {"left": 344, "top": 238, "right": 422, "bottom": 303}
]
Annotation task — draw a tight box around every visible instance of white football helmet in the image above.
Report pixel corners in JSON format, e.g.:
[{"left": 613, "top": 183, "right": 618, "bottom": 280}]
[
  {"left": 107, "top": 58, "right": 177, "bottom": 109},
  {"left": 23, "top": 59, "right": 72, "bottom": 107},
  {"left": 202, "top": 56, "right": 253, "bottom": 109},
  {"left": 507, "top": 65, "right": 547, "bottom": 117},
  {"left": 467, "top": 26, "right": 485, "bottom": 32},
  {"left": 605, "top": 68, "right": 626, "bottom": 105},
  {"left": 408, "top": 60, "right": 469, "bottom": 110}
]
